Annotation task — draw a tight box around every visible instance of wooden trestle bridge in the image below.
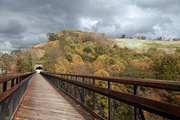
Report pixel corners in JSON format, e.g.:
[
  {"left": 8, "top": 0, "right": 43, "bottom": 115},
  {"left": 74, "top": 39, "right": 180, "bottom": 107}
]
[{"left": 0, "top": 72, "right": 180, "bottom": 120}]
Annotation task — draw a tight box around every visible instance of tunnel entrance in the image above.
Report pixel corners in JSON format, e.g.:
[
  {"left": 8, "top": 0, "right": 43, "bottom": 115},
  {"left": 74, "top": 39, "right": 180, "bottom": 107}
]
[{"left": 36, "top": 66, "right": 43, "bottom": 73}]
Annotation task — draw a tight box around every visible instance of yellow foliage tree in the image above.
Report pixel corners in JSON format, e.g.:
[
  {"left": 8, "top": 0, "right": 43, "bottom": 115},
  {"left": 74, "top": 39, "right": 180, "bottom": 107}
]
[
  {"left": 111, "top": 61, "right": 125, "bottom": 75},
  {"left": 130, "top": 59, "right": 150, "bottom": 70},
  {"left": 45, "top": 40, "right": 59, "bottom": 51},
  {"left": 57, "top": 31, "right": 64, "bottom": 37},
  {"left": 71, "top": 54, "right": 84, "bottom": 64},
  {"left": 43, "top": 40, "right": 60, "bottom": 72},
  {"left": 95, "top": 69, "right": 109, "bottom": 77},
  {"left": 94, "top": 69, "right": 109, "bottom": 88},
  {"left": 71, "top": 55, "right": 86, "bottom": 74},
  {"left": 55, "top": 58, "right": 71, "bottom": 73},
  {"left": 90, "top": 54, "right": 108, "bottom": 73},
  {"left": 64, "top": 45, "right": 71, "bottom": 53},
  {"left": 78, "top": 32, "right": 84, "bottom": 42},
  {"left": 66, "top": 36, "right": 73, "bottom": 44},
  {"left": 112, "top": 55, "right": 121, "bottom": 60}
]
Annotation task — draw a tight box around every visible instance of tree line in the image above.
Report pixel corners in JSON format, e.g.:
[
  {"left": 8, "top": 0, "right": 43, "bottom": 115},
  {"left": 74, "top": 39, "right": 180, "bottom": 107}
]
[{"left": 0, "top": 46, "right": 35, "bottom": 74}]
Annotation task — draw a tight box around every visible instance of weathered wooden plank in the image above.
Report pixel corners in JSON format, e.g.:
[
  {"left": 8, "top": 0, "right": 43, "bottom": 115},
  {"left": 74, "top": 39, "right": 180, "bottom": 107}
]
[{"left": 13, "top": 74, "right": 97, "bottom": 120}]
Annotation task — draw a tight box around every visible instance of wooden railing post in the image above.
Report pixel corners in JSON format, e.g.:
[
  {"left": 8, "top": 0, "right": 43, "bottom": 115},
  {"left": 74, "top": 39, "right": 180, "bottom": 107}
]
[
  {"left": 3, "top": 81, "right": 7, "bottom": 92},
  {"left": 70, "top": 76, "right": 73, "bottom": 95},
  {"left": 83, "top": 77, "right": 85, "bottom": 104},
  {"left": 76, "top": 77, "right": 78, "bottom": 99},
  {"left": 11, "top": 79, "right": 14, "bottom": 88},
  {"left": 67, "top": 75, "right": 69, "bottom": 92},
  {"left": 16, "top": 78, "right": 18, "bottom": 84},
  {"left": 93, "top": 78, "right": 95, "bottom": 110}
]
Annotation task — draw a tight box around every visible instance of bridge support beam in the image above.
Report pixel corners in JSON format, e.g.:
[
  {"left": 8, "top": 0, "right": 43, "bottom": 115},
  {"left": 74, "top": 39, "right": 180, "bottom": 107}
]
[{"left": 134, "top": 85, "right": 145, "bottom": 120}]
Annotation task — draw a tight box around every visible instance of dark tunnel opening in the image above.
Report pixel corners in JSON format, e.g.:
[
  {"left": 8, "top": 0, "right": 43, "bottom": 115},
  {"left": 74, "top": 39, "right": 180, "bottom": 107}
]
[
  {"left": 36, "top": 67, "right": 43, "bottom": 70},
  {"left": 36, "top": 66, "right": 43, "bottom": 73}
]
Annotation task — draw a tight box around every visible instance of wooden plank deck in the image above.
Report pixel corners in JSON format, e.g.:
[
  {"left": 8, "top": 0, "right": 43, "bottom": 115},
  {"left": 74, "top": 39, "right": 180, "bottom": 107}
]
[{"left": 13, "top": 74, "right": 96, "bottom": 120}]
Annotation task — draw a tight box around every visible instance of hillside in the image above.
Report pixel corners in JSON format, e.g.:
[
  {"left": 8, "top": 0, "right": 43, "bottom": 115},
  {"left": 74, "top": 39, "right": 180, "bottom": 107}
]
[
  {"left": 29, "top": 43, "right": 46, "bottom": 59},
  {"left": 40, "top": 29, "right": 179, "bottom": 80},
  {"left": 33, "top": 42, "right": 47, "bottom": 48},
  {"left": 32, "top": 34, "right": 180, "bottom": 57}
]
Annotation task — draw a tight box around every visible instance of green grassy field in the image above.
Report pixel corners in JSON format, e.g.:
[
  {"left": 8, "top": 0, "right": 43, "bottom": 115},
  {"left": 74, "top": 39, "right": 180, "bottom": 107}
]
[{"left": 115, "top": 39, "right": 180, "bottom": 53}]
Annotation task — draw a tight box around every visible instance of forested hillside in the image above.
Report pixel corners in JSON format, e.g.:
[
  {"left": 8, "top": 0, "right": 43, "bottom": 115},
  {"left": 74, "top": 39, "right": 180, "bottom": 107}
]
[{"left": 43, "top": 29, "right": 180, "bottom": 81}]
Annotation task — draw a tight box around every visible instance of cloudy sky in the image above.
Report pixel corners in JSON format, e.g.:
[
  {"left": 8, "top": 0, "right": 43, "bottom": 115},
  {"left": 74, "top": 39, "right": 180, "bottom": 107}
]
[{"left": 0, "top": 0, "right": 180, "bottom": 53}]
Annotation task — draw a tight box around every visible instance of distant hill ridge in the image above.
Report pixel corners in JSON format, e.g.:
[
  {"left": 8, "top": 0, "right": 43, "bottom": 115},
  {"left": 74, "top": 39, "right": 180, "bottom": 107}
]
[{"left": 29, "top": 29, "right": 179, "bottom": 58}]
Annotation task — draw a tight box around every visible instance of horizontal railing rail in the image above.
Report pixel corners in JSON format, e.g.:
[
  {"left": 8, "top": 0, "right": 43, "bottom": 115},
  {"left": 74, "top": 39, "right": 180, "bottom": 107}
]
[
  {"left": 44, "top": 72, "right": 180, "bottom": 91},
  {"left": 41, "top": 72, "right": 180, "bottom": 120},
  {"left": 0, "top": 72, "right": 35, "bottom": 120},
  {"left": 0, "top": 73, "right": 32, "bottom": 83}
]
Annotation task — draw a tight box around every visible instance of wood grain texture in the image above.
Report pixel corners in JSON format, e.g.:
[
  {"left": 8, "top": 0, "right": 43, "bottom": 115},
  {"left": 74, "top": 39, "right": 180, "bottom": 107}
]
[{"left": 13, "top": 74, "right": 97, "bottom": 120}]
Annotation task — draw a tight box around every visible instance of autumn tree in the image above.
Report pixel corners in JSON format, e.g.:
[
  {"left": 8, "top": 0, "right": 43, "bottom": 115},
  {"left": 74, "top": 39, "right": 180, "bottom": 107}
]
[
  {"left": 70, "top": 55, "right": 86, "bottom": 74},
  {"left": 42, "top": 40, "right": 60, "bottom": 72},
  {"left": 55, "top": 57, "right": 71, "bottom": 73},
  {"left": 136, "top": 35, "right": 146, "bottom": 40},
  {"left": 109, "top": 61, "right": 125, "bottom": 76},
  {"left": 10, "top": 49, "right": 22, "bottom": 57},
  {"left": 0, "top": 53, "right": 14, "bottom": 74},
  {"left": 83, "top": 47, "right": 92, "bottom": 53},
  {"left": 130, "top": 59, "right": 150, "bottom": 70},
  {"left": 46, "top": 32, "right": 59, "bottom": 41},
  {"left": 95, "top": 33, "right": 106, "bottom": 46},
  {"left": 90, "top": 54, "right": 108, "bottom": 73},
  {"left": 66, "top": 36, "right": 73, "bottom": 44},
  {"left": 16, "top": 58, "right": 31, "bottom": 73},
  {"left": 157, "top": 37, "right": 162, "bottom": 41},
  {"left": 95, "top": 69, "right": 109, "bottom": 77},
  {"left": 121, "top": 34, "right": 125, "bottom": 38},
  {"left": 141, "top": 36, "right": 146, "bottom": 40},
  {"left": 94, "top": 45, "right": 107, "bottom": 55},
  {"left": 83, "top": 32, "right": 96, "bottom": 43},
  {"left": 63, "top": 45, "right": 71, "bottom": 53},
  {"left": 153, "top": 54, "right": 180, "bottom": 81}
]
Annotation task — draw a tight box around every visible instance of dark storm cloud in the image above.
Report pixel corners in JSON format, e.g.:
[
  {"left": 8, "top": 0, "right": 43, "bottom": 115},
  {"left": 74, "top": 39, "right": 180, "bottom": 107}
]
[
  {"left": 0, "top": 0, "right": 179, "bottom": 53},
  {"left": 0, "top": 19, "right": 26, "bottom": 34}
]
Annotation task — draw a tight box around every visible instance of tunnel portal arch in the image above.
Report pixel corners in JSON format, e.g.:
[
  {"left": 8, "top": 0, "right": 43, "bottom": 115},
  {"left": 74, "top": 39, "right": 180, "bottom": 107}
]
[
  {"left": 34, "top": 64, "right": 43, "bottom": 73},
  {"left": 36, "top": 66, "right": 43, "bottom": 70}
]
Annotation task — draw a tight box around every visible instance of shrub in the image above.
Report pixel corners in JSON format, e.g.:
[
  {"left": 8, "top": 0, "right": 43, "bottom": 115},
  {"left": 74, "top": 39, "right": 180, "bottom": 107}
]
[
  {"left": 83, "top": 47, "right": 92, "bottom": 53},
  {"left": 65, "top": 54, "right": 72, "bottom": 62},
  {"left": 94, "top": 45, "right": 107, "bottom": 55}
]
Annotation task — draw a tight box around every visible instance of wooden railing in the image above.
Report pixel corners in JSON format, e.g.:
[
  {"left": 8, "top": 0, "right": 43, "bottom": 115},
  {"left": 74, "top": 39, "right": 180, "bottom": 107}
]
[
  {"left": 41, "top": 72, "right": 180, "bottom": 120},
  {"left": 0, "top": 72, "right": 35, "bottom": 120}
]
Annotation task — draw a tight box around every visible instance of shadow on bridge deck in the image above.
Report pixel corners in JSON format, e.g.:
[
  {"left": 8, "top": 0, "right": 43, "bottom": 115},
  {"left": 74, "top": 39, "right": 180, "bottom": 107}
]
[{"left": 13, "top": 73, "right": 96, "bottom": 120}]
